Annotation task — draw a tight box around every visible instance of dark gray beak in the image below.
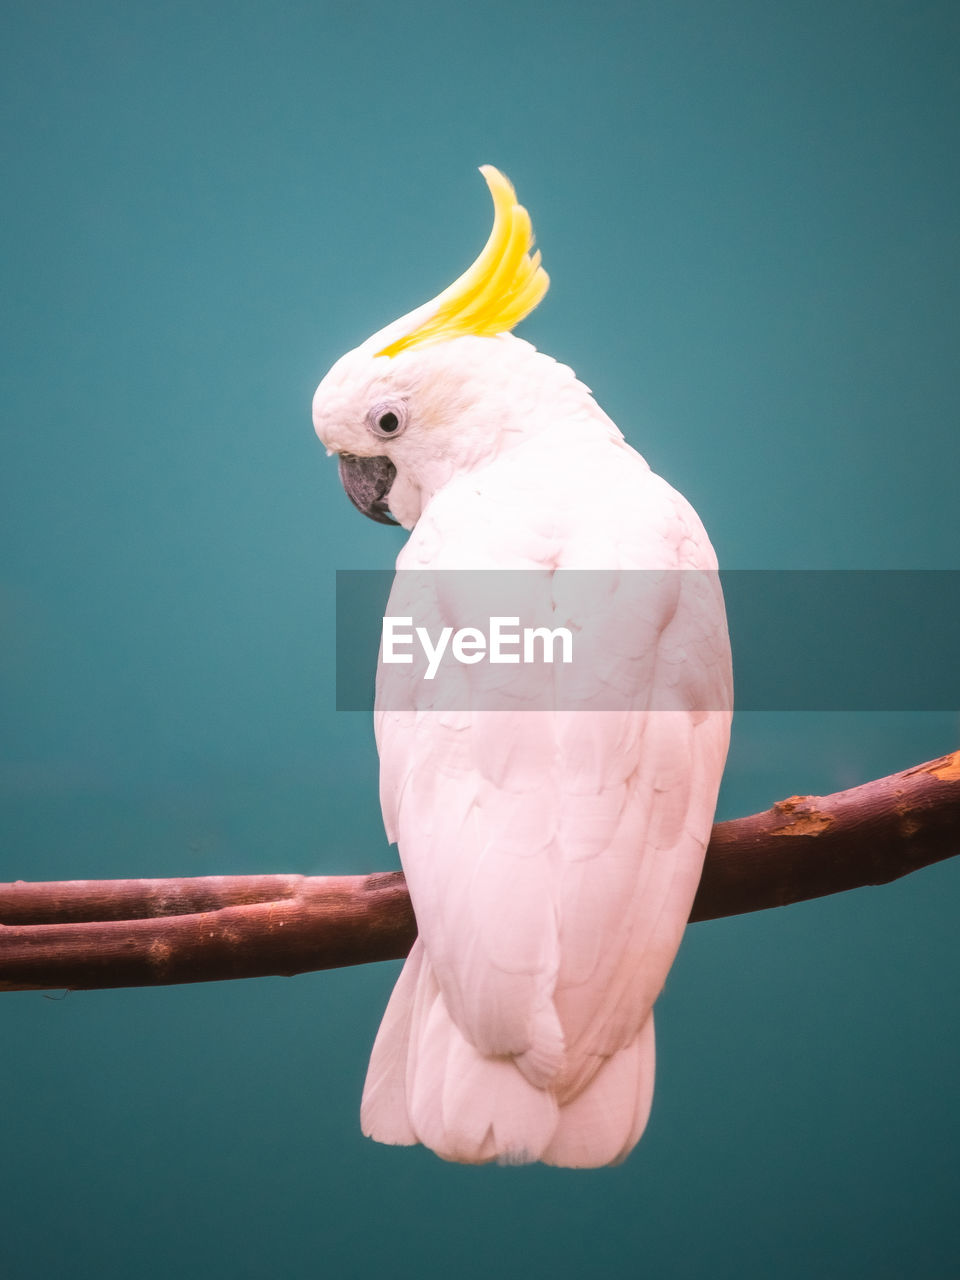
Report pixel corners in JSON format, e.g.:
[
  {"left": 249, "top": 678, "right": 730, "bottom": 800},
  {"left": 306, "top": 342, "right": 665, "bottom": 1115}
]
[{"left": 338, "top": 453, "right": 399, "bottom": 526}]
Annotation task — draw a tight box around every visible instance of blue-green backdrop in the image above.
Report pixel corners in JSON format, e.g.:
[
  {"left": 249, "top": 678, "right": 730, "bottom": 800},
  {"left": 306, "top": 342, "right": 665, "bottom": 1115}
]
[{"left": 2, "top": 2, "right": 958, "bottom": 1277}]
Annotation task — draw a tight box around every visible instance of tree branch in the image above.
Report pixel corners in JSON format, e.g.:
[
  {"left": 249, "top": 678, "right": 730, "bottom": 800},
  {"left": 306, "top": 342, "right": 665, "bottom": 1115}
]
[{"left": 2, "top": 750, "right": 958, "bottom": 993}]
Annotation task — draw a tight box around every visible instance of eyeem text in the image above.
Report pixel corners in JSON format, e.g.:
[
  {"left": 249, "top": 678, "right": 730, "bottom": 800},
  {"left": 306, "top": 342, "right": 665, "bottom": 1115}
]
[{"left": 381, "top": 616, "right": 575, "bottom": 680}]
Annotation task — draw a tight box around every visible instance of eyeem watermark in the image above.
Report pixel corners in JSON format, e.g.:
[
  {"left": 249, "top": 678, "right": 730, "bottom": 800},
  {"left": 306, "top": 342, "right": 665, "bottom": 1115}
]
[
  {"left": 336, "top": 569, "right": 960, "bottom": 711},
  {"left": 382, "top": 615, "right": 574, "bottom": 680}
]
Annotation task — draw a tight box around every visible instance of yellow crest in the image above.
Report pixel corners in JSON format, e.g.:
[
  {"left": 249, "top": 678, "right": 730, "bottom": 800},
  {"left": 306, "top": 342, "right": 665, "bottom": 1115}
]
[{"left": 375, "top": 166, "right": 549, "bottom": 359}]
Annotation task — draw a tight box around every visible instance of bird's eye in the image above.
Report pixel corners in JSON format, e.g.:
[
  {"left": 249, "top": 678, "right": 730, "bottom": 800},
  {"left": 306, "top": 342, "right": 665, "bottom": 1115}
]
[{"left": 367, "top": 401, "right": 408, "bottom": 439}]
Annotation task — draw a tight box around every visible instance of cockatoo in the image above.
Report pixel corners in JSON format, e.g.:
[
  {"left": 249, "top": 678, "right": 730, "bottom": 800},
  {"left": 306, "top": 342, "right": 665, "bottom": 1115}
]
[{"left": 311, "top": 167, "right": 732, "bottom": 1167}]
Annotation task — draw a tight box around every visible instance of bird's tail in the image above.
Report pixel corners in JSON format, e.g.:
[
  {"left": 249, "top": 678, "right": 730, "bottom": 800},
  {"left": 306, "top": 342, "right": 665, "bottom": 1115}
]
[{"left": 360, "top": 939, "right": 655, "bottom": 1167}]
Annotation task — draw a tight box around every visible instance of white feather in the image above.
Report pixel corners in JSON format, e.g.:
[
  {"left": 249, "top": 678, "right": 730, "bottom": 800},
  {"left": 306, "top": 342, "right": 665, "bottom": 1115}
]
[{"left": 315, "top": 334, "right": 732, "bottom": 1167}]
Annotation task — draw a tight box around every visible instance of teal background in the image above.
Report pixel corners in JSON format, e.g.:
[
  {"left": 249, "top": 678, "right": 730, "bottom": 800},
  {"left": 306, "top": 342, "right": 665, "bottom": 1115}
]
[{"left": 1, "top": 1, "right": 958, "bottom": 1276}]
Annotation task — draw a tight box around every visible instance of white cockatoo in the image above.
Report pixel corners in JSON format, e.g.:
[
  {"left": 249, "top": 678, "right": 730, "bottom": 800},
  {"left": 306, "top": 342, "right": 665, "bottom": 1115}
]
[{"left": 312, "top": 167, "right": 732, "bottom": 1167}]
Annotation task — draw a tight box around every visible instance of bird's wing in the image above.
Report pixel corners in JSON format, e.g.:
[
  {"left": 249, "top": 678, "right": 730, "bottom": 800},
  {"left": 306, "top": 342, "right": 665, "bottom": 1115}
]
[{"left": 375, "top": 429, "right": 731, "bottom": 1094}]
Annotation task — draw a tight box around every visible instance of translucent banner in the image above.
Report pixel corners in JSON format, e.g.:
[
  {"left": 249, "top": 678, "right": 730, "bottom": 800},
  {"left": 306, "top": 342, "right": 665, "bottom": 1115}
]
[{"left": 335, "top": 570, "right": 960, "bottom": 712}]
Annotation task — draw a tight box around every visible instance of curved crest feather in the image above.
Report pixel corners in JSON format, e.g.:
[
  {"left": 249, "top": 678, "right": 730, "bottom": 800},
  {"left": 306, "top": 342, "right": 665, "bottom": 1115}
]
[{"left": 375, "top": 166, "right": 549, "bottom": 359}]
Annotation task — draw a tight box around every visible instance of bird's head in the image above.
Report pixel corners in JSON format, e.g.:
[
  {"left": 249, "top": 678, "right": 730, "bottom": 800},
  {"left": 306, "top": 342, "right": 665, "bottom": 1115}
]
[{"left": 311, "top": 167, "right": 552, "bottom": 529}]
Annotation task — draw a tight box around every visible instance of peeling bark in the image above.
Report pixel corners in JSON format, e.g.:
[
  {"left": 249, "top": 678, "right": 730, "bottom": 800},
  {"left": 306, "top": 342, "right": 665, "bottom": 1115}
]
[{"left": 1, "top": 750, "right": 958, "bottom": 992}]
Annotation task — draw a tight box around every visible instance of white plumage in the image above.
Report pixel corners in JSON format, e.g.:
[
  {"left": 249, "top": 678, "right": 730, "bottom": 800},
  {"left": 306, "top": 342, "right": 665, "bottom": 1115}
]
[{"left": 312, "top": 170, "right": 732, "bottom": 1167}]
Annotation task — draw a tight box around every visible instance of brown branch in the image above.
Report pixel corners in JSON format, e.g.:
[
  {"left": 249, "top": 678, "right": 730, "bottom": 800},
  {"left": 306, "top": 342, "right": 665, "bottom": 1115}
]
[{"left": 1, "top": 750, "right": 958, "bottom": 993}]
